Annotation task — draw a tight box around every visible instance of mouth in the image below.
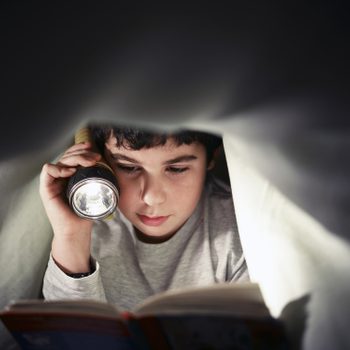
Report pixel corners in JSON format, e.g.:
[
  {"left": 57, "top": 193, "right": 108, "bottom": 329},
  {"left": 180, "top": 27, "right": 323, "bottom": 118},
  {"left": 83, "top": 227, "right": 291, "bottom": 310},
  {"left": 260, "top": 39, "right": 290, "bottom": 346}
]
[{"left": 137, "top": 214, "right": 169, "bottom": 226}]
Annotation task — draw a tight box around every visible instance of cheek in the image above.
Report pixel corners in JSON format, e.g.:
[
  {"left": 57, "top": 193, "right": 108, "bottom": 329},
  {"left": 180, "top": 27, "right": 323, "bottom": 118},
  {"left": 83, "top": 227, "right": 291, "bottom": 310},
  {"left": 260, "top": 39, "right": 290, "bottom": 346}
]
[
  {"left": 117, "top": 178, "right": 138, "bottom": 210},
  {"left": 171, "top": 176, "right": 204, "bottom": 209}
]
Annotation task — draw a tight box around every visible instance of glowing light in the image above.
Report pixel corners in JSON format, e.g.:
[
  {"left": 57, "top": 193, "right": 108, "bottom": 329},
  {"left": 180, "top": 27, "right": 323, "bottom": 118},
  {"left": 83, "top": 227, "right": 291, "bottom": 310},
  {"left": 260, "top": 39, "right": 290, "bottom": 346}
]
[{"left": 72, "top": 180, "right": 116, "bottom": 218}]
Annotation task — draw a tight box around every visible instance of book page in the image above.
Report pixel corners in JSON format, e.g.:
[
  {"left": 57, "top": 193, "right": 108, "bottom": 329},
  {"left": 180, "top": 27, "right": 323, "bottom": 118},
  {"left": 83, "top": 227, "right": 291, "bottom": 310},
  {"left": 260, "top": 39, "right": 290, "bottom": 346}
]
[
  {"left": 3, "top": 299, "right": 121, "bottom": 319},
  {"left": 134, "top": 282, "right": 270, "bottom": 318}
]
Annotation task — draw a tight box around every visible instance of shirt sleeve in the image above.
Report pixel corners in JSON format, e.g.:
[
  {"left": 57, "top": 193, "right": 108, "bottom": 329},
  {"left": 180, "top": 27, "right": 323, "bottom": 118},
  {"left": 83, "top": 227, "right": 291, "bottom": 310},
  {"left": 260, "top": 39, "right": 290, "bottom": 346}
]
[{"left": 42, "top": 254, "right": 107, "bottom": 302}]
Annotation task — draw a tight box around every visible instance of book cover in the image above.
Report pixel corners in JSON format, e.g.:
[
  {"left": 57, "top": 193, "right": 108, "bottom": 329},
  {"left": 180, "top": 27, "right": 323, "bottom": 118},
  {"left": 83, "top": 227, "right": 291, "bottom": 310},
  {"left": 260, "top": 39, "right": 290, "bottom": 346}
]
[{"left": 0, "top": 283, "right": 289, "bottom": 350}]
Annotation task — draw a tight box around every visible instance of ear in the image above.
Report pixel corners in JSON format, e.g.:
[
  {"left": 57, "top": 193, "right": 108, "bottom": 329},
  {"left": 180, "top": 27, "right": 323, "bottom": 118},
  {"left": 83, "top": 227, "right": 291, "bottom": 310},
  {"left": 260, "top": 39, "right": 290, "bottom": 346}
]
[
  {"left": 207, "top": 159, "right": 215, "bottom": 170},
  {"left": 207, "top": 147, "right": 221, "bottom": 170}
]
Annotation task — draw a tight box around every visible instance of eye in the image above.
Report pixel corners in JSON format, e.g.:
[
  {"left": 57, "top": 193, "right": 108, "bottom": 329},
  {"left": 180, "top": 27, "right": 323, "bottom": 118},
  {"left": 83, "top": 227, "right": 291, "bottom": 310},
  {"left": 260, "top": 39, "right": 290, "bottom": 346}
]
[
  {"left": 166, "top": 166, "right": 189, "bottom": 174},
  {"left": 115, "top": 164, "right": 141, "bottom": 174}
]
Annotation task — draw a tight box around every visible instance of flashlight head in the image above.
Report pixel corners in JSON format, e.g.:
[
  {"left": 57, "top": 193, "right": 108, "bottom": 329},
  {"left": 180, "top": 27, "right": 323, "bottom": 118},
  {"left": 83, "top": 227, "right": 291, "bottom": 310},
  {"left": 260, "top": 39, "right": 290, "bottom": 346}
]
[{"left": 67, "top": 166, "right": 119, "bottom": 220}]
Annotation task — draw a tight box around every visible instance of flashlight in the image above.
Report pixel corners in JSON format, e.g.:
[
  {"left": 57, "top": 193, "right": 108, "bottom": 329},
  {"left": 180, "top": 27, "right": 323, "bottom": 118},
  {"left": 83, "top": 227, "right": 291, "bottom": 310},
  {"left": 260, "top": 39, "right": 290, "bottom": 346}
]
[{"left": 66, "top": 127, "right": 119, "bottom": 220}]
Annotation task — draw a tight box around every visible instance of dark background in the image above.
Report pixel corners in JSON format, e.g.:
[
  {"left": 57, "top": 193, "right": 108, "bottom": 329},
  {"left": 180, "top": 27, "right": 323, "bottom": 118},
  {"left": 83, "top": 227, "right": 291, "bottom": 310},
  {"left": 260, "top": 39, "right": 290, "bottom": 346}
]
[{"left": 1, "top": 2, "right": 349, "bottom": 158}]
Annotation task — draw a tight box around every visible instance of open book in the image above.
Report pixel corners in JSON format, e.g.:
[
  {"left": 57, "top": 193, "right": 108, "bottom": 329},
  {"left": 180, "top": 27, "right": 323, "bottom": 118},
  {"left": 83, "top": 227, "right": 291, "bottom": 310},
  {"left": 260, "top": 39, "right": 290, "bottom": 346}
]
[{"left": 0, "top": 282, "right": 288, "bottom": 350}]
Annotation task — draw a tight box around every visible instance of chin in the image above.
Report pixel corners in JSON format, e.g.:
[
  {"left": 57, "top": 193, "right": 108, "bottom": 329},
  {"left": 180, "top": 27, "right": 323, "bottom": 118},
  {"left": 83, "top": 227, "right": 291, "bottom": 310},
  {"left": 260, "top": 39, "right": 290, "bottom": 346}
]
[
  {"left": 139, "top": 226, "right": 170, "bottom": 237},
  {"left": 134, "top": 225, "right": 176, "bottom": 243}
]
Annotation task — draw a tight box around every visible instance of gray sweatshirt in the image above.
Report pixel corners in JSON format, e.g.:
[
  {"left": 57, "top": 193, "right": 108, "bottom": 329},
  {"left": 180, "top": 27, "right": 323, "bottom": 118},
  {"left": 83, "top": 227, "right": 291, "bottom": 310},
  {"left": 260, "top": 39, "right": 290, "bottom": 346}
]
[{"left": 43, "top": 175, "right": 249, "bottom": 311}]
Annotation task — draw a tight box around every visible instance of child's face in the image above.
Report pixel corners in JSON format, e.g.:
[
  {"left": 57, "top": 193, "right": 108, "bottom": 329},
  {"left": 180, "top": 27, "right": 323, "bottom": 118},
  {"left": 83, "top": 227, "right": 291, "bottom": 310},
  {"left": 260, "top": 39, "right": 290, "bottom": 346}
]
[{"left": 104, "top": 135, "right": 208, "bottom": 242}]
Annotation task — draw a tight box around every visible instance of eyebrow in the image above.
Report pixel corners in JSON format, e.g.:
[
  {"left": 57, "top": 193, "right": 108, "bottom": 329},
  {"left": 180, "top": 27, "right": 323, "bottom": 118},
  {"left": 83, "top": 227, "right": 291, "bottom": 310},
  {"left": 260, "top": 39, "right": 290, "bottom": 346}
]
[
  {"left": 163, "top": 155, "right": 198, "bottom": 165},
  {"left": 110, "top": 153, "right": 198, "bottom": 165}
]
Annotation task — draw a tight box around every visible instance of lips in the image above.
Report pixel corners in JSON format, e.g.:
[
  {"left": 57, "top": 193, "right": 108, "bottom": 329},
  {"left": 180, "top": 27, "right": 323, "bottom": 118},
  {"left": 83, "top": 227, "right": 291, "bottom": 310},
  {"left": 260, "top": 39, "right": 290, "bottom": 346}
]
[{"left": 137, "top": 214, "right": 169, "bottom": 226}]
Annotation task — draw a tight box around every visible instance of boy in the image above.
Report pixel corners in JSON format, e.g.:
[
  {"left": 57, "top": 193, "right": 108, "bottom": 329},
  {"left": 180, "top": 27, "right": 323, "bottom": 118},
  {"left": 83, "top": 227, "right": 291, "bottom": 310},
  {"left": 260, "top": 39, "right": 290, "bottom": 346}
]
[{"left": 40, "top": 124, "right": 249, "bottom": 310}]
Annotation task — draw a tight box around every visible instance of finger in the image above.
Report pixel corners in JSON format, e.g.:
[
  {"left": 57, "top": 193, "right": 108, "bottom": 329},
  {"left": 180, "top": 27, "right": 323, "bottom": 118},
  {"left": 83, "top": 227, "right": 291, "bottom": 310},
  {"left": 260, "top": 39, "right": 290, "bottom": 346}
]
[
  {"left": 41, "top": 163, "right": 77, "bottom": 184},
  {"left": 60, "top": 149, "right": 101, "bottom": 161},
  {"left": 57, "top": 152, "right": 101, "bottom": 168},
  {"left": 64, "top": 142, "right": 93, "bottom": 155}
]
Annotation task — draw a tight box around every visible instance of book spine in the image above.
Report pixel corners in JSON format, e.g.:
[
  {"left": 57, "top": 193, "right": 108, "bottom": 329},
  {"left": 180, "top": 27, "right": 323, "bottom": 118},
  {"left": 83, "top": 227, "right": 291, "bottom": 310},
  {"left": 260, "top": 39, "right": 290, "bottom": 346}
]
[{"left": 122, "top": 312, "right": 171, "bottom": 350}]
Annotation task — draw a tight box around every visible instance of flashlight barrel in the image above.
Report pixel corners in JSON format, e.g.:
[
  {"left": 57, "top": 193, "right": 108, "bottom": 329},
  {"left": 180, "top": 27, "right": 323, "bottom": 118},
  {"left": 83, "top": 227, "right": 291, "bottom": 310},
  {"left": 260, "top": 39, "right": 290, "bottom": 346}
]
[
  {"left": 74, "top": 126, "right": 114, "bottom": 173},
  {"left": 67, "top": 126, "right": 119, "bottom": 220},
  {"left": 74, "top": 126, "right": 92, "bottom": 144}
]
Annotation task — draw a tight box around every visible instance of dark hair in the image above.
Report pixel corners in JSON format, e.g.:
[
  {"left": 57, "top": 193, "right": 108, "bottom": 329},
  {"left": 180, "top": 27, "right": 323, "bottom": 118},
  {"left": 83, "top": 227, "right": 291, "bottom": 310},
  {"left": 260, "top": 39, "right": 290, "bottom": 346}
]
[{"left": 89, "top": 123, "right": 222, "bottom": 163}]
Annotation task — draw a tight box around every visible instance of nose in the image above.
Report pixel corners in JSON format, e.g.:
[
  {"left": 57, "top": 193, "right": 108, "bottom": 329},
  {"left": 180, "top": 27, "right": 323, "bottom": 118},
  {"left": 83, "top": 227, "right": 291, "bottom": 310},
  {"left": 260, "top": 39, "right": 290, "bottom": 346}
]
[{"left": 141, "top": 176, "right": 166, "bottom": 206}]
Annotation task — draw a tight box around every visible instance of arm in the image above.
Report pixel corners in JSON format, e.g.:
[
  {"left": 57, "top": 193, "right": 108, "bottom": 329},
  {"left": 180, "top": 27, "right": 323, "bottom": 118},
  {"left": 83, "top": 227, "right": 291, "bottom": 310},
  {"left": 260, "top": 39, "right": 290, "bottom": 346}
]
[{"left": 40, "top": 142, "right": 106, "bottom": 300}]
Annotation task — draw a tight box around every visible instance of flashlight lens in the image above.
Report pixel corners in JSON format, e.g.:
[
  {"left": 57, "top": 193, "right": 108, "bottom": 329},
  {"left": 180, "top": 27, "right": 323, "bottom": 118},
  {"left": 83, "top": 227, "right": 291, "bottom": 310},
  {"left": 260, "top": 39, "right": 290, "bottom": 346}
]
[{"left": 72, "top": 182, "right": 116, "bottom": 218}]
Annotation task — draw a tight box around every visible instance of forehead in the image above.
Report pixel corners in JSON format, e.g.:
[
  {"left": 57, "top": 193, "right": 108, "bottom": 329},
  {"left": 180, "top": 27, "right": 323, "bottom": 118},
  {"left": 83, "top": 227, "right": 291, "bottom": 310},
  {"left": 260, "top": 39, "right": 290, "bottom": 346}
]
[{"left": 105, "top": 136, "right": 206, "bottom": 160}]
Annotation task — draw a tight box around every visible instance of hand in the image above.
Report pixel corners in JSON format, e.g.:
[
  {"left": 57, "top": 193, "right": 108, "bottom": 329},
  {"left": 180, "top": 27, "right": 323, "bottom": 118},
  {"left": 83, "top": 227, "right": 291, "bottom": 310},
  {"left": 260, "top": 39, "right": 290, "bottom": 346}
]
[{"left": 39, "top": 142, "right": 101, "bottom": 273}]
